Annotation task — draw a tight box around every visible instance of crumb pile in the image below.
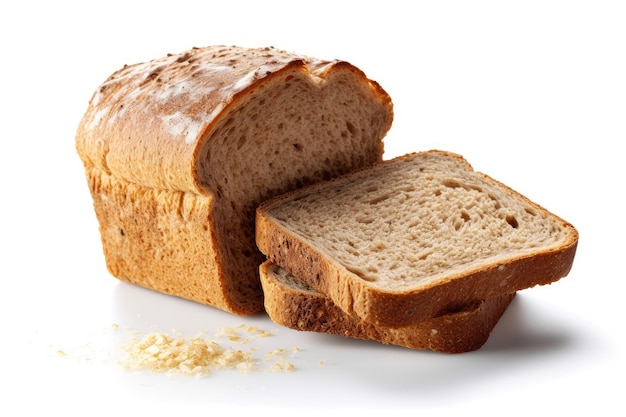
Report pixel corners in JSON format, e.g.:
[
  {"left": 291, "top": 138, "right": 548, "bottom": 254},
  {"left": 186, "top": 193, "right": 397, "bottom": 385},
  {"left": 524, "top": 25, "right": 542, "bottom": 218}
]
[{"left": 119, "top": 324, "right": 298, "bottom": 377}]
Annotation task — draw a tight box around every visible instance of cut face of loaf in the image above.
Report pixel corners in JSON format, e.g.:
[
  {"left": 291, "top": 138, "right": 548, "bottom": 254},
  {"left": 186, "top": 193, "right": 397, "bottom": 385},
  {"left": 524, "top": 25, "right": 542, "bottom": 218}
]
[
  {"left": 260, "top": 262, "right": 515, "bottom": 353},
  {"left": 256, "top": 150, "right": 578, "bottom": 327},
  {"left": 75, "top": 46, "right": 393, "bottom": 315}
]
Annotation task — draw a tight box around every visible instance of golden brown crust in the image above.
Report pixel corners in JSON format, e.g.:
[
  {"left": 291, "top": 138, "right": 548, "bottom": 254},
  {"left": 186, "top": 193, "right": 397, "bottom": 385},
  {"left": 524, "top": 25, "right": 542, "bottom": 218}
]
[
  {"left": 76, "top": 45, "right": 393, "bottom": 315},
  {"left": 256, "top": 150, "right": 579, "bottom": 326},
  {"left": 86, "top": 166, "right": 248, "bottom": 312},
  {"left": 75, "top": 45, "right": 389, "bottom": 195},
  {"left": 260, "top": 262, "right": 515, "bottom": 353}
]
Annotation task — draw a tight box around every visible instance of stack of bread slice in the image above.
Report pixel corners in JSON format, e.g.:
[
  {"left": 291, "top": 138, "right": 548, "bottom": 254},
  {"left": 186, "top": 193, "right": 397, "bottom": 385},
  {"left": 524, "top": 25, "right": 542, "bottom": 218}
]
[{"left": 256, "top": 150, "right": 578, "bottom": 353}]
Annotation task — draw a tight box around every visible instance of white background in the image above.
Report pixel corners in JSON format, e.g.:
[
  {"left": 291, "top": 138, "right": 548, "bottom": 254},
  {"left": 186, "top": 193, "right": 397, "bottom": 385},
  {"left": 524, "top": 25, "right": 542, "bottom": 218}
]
[{"left": 1, "top": 1, "right": 624, "bottom": 415}]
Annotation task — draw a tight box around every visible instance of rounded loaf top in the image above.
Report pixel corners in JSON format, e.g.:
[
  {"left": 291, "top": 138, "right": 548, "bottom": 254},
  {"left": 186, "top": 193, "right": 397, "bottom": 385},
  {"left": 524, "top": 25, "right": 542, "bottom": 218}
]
[{"left": 75, "top": 45, "right": 392, "bottom": 195}]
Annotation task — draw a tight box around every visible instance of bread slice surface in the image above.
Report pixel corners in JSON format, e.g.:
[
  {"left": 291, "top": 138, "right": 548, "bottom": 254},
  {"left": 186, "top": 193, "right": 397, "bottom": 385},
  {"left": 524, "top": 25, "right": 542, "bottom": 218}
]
[
  {"left": 256, "top": 150, "right": 578, "bottom": 326},
  {"left": 260, "top": 262, "right": 515, "bottom": 353},
  {"left": 75, "top": 45, "right": 393, "bottom": 314}
]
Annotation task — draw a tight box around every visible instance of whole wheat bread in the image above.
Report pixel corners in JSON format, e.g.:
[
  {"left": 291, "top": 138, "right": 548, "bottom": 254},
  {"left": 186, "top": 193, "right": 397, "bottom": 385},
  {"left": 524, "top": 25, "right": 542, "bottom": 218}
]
[
  {"left": 260, "top": 261, "right": 516, "bottom": 353},
  {"left": 256, "top": 150, "right": 578, "bottom": 327},
  {"left": 75, "top": 45, "right": 393, "bottom": 315}
]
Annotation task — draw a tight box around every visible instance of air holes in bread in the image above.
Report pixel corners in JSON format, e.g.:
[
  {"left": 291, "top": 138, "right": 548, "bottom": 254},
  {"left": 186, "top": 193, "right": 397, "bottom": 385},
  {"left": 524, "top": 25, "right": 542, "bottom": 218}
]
[
  {"left": 237, "top": 135, "right": 248, "bottom": 149},
  {"left": 488, "top": 194, "right": 502, "bottom": 210},
  {"left": 506, "top": 215, "right": 519, "bottom": 229},
  {"left": 355, "top": 214, "right": 375, "bottom": 224},
  {"left": 418, "top": 250, "right": 431, "bottom": 261},
  {"left": 453, "top": 210, "right": 471, "bottom": 231},
  {"left": 442, "top": 179, "right": 461, "bottom": 189},
  {"left": 368, "top": 193, "right": 391, "bottom": 205},
  {"left": 442, "top": 179, "right": 483, "bottom": 193},
  {"left": 397, "top": 184, "right": 415, "bottom": 192},
  {"left": 345, "top": 246, "right": 360, "bottom": 257}
]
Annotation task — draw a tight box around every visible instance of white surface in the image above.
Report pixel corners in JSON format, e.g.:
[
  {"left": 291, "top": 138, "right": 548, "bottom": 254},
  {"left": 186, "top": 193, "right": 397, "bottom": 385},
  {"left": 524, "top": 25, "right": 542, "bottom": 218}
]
[{"left": 1, "top": 1, "right": 624, "bottom": 415}]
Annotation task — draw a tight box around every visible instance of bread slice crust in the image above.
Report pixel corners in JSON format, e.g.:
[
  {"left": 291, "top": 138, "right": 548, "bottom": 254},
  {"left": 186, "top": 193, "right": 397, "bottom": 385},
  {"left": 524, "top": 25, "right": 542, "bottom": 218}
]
[
  {"left": 260, "top": 262, "right": 515, "bottom": 353},
  {"left": 256, "top": 150, "right": 578, "bottom": 326}
]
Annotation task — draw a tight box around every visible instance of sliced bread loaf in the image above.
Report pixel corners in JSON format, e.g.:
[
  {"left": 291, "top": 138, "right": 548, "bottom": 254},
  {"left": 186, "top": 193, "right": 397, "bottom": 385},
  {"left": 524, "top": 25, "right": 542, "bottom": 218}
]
[
  {"left": 256, "top": 150, "right": 578, "bottom": 327},
  {"left": 75, "top": 45, "right": 393, "bottom": 315},
  {"left": 260, "top": 262, "right": 515, "bottom": 353}
]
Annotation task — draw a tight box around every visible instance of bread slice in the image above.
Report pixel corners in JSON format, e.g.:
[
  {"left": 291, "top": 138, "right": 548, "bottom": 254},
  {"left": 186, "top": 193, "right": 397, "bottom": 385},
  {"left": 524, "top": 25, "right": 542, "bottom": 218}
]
[
  {"left": 75, "top": 45, "right": 393, "bottom": 315},
  {"left": 256, "top": 150, "right": 578, "bottom": 327},
  {"left": 260, "top": 262, "right": 515, "bottom": 353}
]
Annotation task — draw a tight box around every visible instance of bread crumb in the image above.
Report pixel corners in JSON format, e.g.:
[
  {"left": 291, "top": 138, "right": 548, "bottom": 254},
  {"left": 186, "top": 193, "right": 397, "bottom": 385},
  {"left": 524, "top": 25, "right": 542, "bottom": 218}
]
[
  {"left": 216, "top": 326, "right": 237, "bottom": 337},
  {"left": 270, "top": 360, "right": 295, "bottom": 372},
  {"left": 261, "top": 345, "right": 299, "bottom": 372},
  {"left": 243, "top": 325, "right": 259, "bottom": 333},
  {"left": 242, "top": 325, "right": 273, "bottom": 337},
  {"left": 120, "top": 332, "right": 255, "bottom": 377},
  {"left": 119, "top": 324, "right": 296, "bottom": 377}
]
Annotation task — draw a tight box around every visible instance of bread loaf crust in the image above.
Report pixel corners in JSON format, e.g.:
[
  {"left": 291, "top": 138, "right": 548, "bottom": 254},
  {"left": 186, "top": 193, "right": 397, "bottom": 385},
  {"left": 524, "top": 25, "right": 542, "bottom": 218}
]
[
  {"left": 76, "top": 46, "right": 390, "bottom": 194},
  {"left": 256, "top": 150, "right": 578, "bottom": 326},
  {"left": 76, "top": 46, "right": 393, "bottom": 314},
  {"left": 86, "top": 167, "right": 235, "bottom": 308},
  {"left": 260, "top": 262, "right": 515, "bottom": 353}
]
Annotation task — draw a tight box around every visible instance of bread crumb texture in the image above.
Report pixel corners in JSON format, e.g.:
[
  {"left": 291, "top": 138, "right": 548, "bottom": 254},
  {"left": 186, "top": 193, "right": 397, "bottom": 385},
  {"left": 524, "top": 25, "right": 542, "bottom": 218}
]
[{"left": 119, "top": 324, "right": 297, "bottom": 377}]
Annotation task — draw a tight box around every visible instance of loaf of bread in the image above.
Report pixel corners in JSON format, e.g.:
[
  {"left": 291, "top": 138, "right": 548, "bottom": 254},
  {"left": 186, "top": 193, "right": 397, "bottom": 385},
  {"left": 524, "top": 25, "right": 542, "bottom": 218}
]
[
  {"left": 75, "top": 45, "right": 393, "bottom": 315},
  {"left": 260, "top": 262, "right": 516, "bottom": 353},
  {"left": 256, "top": 150, "right": 578, "bottom": 327}
]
